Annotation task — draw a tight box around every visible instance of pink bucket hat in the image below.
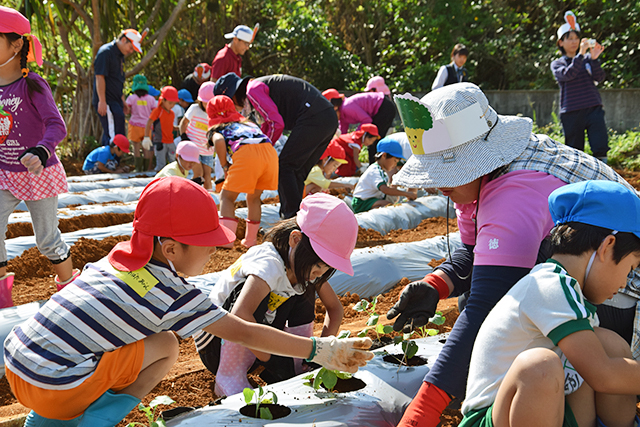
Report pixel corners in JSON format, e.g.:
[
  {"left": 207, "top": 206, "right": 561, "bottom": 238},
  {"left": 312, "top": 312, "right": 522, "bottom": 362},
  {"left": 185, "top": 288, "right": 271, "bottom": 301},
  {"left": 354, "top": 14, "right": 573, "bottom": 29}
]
[
  {"left": 0, "top": 6, "right": 43, "bottom": 67},
  {"left": 365, "top": 76, "right": 390, "bottom": 95},
  {"left": 198, "top": 82, "right": 216, "bottom": 103},
  {"left": 176, "top": 140, "right": 200, "bottom": 162},
  {"left": 297, "top": 193, "right": 358, "bottom": 275}
]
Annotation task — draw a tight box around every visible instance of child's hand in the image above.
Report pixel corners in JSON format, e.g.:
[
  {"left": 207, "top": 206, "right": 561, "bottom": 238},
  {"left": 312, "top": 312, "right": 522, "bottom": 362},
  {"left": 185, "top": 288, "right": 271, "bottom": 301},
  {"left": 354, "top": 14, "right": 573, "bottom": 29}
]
[
  {"left": 20, "top": 153, "right": 44, "bottom": 176},
  {"left": 405, "top": 191, "right": 418, "bottom": 201},
  {"left": 309, "top": 336, "right": 374, "bottom": 373},
  {"left": 142, "top": 137, "right": 152, "bottom": 151}
]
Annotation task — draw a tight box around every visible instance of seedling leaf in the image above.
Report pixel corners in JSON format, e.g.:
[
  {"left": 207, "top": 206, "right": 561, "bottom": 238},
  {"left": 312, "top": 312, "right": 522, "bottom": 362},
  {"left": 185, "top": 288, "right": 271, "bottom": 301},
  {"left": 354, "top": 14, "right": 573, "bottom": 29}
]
[
  {"left": 337, "top": 330, "right": 351, "bottom": 339},
  {"left": 429, "top": 312, "right": 445, "bottom": 326},
  {"left": 243, "top": 388, "right": 255, "bottom": 405},
  {"left": 259, "top": 407, "right": 273, "bottom": 420},
  {"left": 149, "top": 396, "right": 175, "bottom": 408},
  {"left": 320, "top": 369, "right": 338, "bottom": 390},
  {"left": 366, "top": 314, "right": 379, "bottom": 326}
]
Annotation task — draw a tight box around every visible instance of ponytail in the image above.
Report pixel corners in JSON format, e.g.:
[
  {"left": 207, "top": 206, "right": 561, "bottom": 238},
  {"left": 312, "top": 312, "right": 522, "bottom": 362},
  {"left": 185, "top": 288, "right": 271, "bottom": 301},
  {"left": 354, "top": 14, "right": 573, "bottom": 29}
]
[{"left": 1, "top": 33, "right": 42, "bottom": 95}]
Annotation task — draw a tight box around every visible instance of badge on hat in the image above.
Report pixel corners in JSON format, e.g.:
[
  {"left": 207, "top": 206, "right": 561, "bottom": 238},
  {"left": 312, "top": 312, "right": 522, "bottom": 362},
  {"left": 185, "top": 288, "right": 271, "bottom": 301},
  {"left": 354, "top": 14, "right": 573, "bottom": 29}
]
[
  {"left": 394, "top": 93, "right": 490, "bottom": 156},
  {"left": 557, "top": 11, "right": 580, "bottom": 40}
]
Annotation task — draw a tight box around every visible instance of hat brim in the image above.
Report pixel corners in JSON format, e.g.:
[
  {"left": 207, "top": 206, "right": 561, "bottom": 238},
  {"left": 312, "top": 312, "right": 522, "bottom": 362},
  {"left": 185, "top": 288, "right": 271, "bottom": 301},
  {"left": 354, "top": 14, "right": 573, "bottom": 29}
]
[
  {"left": 393, "top": 114, "right": 532, "bottom": 189},
  {"left": 332, "top": 158, "right": 348, "bottom": 164},
  {"left": 309, "top": 239, "right": 354, "bottom": 276}
]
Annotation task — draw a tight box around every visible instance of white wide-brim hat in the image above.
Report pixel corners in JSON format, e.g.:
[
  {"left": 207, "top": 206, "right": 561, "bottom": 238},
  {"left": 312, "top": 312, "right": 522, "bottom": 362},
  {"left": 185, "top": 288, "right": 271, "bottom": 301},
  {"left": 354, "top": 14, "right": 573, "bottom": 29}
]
[{"left": 392, "top": 82, "right": 532, "bottom": 189}]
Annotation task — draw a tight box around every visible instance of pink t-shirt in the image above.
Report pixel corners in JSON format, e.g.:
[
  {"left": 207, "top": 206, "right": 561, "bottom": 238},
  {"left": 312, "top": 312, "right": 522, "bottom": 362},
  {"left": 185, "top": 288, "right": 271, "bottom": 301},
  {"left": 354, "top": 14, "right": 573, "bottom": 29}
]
[
  {"left": 456, "top": 170, "right": 565, "bottom": 268},
  {"left": 126, "top": 94, "right": 157, "bottom": 128}
]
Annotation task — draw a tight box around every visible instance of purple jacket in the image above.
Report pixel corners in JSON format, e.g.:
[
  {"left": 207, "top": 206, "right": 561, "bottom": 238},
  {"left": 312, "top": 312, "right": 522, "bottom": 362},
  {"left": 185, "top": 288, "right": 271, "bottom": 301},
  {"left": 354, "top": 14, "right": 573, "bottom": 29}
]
[
  {"left": 0, "top": 73, "right": 66, "bottom": 172},
  {"left": 339, "top": 92, "right": 384, "bottom": 134}
]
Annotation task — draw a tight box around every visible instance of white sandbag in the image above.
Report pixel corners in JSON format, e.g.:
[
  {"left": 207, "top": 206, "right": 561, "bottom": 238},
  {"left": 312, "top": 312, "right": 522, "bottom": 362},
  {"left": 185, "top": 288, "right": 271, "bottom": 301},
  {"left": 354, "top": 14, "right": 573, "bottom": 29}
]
[
  {"left": 167, "top": 334, "right": 447, "bottom": 427},
  {"left": 188, "top": 233, "right": 462, "bottom": 300}
]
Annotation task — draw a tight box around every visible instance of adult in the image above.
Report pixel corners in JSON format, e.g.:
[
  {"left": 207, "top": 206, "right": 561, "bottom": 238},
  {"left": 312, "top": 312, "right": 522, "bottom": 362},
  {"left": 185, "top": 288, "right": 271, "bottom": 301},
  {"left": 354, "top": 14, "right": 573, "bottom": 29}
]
[
  {"left": 364, "top": 76, "right": 390, "bottom": 96},
  {"left": 214, "top": 72, "right": 338, "bottom": 219},
  {"left": 431, "top": 43, "right": 469, "bottom": 91},
  {"left": 93, "top": 29, "right": 142, "bottom": 146},
  {"left": 386, "top": 83, "right": 639, "bottom": 427},
  {"left": 322, "top": 88, "right": 396, "bottom": 164},
  {"left": 210, "top": 25, "right": 256, "bottom": 82},
  {"left": 180, "top": 63, "right": 211, "bottom": 102}
]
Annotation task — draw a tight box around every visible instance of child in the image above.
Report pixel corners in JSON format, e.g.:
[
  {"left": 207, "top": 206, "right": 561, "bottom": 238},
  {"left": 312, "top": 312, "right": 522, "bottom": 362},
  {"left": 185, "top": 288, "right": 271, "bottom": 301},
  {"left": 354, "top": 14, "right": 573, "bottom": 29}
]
[
  {"left": 180, "top": 82, "right": 216, "bottom": 189},
  {"left": 207, "top": 94, "right": 279, "bottom": 248},
  {"left": 459, "top": 180, "right": 640, "bottom": 427},
  {"left": 195, "top": 193, "right": 357, "bottom": 396},
  {"left": 82, "top": 134, "right": 130, "bottom": 174},
  {"left": 351, "top": 138, "right": 417, "bottom": 213},
  {"left": 329, "top": 123, "right": 380, "bottom": 177},
  {"left": 551, "top": 11, "right": 609, "bottom": 162},
  {"left": 142, "top": 86, "right": 179, "bottom": 172},
  {"left": 431, "top": 43, "right": 469, "bottom": 90},
  {"left": 0, "top": 6, "right": 79, "bottom": 297},
  {"left": 304, "top": 144, "right": 355, "bottom": 196},
  {"left": 155, "top": 140, "right": 200, "bottom": 179},
  {"left": 172, "top": 88, "right": 192, "bottom": 137},
  {"left": 125, "top": 74, "right": 157, "bottom": 172},
  {"left": 3, "top": 177, "right": 373, "bottom": 426}
]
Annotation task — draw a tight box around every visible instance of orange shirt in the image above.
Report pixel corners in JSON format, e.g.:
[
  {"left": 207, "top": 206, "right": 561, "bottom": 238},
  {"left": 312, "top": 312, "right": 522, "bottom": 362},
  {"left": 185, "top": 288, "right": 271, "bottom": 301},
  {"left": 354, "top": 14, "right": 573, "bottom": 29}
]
[{"left": 149, "top": 106, "right": 175, "bottom": 144}]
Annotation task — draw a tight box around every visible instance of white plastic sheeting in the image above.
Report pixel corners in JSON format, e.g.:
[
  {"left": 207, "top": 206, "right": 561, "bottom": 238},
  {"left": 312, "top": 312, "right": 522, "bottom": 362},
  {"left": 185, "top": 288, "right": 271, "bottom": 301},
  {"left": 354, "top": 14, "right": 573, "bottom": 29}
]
[
  {"left": 166, "top": 335, "right": 447, "bottom": 427},
  {"left": 9, "top": 202, "right": 138, "bottom": 224},
  {"left": 0, "top": 302, "right": 43, "bottom": 377},
  {"left": 188, "top": 233, "right": 462, "bottom": 299},
  {"left": 67, "top": 177, "right": 154, "bottom": 193}
]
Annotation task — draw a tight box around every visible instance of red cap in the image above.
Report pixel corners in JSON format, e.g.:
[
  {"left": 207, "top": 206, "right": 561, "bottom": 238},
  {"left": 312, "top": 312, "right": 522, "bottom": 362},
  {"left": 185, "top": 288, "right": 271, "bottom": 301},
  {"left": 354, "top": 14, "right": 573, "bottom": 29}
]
[
  {"left": 321, "top": 142, "right": 348, "bottom": 164},
  {"left": 108, "top": 177, "right": 236, "bottom": 271},
  {"left": 322, "top": 88, "right": 344, "bottom": 101},
  {"left": 360, "top": 123, "right": 379, "bottom": 137},
  {"left": 207, "top": 95, "right": 245, "bottom": 127},
  {"left": 112, "top": 134, "right": 130, "bottom": 153},
  {"left": 160, "top": 86, "right": 180, "bottom": 102}
]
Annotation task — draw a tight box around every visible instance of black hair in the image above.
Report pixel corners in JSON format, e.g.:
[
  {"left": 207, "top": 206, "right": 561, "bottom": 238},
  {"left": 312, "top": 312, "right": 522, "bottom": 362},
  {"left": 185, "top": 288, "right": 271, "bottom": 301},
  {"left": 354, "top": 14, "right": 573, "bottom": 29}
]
[
  {"left": 0, "top": 33, "right": 43, "bottom": 95},
  {"left": 233, "top": 79, "right": 249, "bottom": 108},
  {"left": 451, "top": 43, "right": 469, "bottom": 58},
  {"left": 364, "top": 132, "right": 378, "bottom": 140},
  {"left": 330, "top": 97, "right": 343, "bottom": 108},
  {"left": 266, "top": 217, "right": 336, "bottom": 291},
  {"left": 134, "top": 89, "right": 148, "bottom": 97},
  {"left": 558, "top": 30, "right": 581, "bottom": 55},
  {"left": 550, "top": 222, "right": 640, "bottom": 263},
  {"left": 375, "top": 151, "right": 396, "bottom": 161},
  {"left": 198, "top": 100, "right": 207, "bottom": 112}
]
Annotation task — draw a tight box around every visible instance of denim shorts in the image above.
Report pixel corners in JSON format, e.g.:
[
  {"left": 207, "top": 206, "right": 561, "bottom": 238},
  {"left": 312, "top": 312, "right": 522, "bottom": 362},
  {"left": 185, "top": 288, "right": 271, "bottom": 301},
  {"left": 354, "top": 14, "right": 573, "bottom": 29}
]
[{"left": 199, "top": 154, "right": 214, "bottom": 168}]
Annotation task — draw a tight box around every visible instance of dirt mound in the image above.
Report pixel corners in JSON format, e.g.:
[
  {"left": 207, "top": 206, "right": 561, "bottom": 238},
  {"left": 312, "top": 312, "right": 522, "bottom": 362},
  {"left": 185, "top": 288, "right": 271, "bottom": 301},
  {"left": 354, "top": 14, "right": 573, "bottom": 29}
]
[{"left": 6, "top": 213, "right": 135, "bottom": 239}]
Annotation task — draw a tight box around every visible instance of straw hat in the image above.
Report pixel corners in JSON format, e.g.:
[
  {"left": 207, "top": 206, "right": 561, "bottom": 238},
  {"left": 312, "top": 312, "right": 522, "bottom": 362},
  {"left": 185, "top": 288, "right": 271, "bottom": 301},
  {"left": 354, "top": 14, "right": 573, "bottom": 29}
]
[{"left": 392, "top": 82, "right": 532, "bottom": 189}]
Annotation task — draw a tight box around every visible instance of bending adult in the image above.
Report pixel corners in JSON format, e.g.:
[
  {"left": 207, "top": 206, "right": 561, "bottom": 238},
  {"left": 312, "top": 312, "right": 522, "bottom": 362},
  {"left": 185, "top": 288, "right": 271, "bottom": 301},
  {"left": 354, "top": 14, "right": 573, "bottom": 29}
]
[
  {"left": 93, "top": 29, "right": 142, "bottom": 146},
  {"left": 180, "top": 63, "right": 211, "bottom": 102},
  {"left": 210, "top": 25, "right": 256, "bottom": 83},
  {"left": 387, "top": 82, "right": 639, "bottom": 427},
  {"left": 214, "top": 73, "right": 337, "bottom": 219},
  {"left": 322, "top": 88, "right": 396, "bottom": 164}
]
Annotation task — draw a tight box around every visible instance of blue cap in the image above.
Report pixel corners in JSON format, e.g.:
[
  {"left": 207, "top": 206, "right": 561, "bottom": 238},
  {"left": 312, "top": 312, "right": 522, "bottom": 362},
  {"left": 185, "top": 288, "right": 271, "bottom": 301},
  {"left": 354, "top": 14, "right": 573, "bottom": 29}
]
[
  {"left": 147, "top": 85, "right": 161, "bottom": 97},
  {"left": 549, "top": 180, "right": 640, "bottom": 239},
  {"left": 376, "top": 138, "right": 405, "bottom": 159},
  {"left": 177, "top": 89, "right": 194, "bottom": 103},
  {"left": 213, "top": 72, "right": 243, "bottom": 98}
]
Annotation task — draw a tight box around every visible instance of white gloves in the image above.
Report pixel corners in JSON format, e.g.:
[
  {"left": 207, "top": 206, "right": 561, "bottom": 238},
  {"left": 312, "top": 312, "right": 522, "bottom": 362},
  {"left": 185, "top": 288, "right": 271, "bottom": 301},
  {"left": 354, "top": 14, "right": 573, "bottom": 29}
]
[
  {"left": 307, "top": 336, "right": 373, "bottom": 373},
  {"left": 142, "top": 136, "right": 152, "bottom": 151}
]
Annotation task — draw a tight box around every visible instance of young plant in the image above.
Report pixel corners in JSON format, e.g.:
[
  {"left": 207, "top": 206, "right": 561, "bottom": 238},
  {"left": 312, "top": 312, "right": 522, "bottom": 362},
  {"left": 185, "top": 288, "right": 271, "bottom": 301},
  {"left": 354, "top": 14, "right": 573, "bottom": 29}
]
[
  {"left": 413, "top": 311, "right": 446, "bottom": 338},
  {"left": 126, "top": 396, "right": 175, "bottom": 427},
  {"left": 353, "top": 296, "right": 394, "bottom": 339},
  {"left": 303, "top": 367, "right": 353, "bottom": 391},
  {"left": 243, "top": 385, "right": 277, "bottom": 420}
]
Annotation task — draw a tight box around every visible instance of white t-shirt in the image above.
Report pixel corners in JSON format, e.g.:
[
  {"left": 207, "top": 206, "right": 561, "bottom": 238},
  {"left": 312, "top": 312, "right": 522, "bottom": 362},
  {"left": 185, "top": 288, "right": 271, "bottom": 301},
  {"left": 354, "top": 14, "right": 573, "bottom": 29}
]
[
  {"left": 353, "top": 162, "right": 388, "bottom": 200},
  {"left": 172, "top": 104, "right": 185, "bottom": 127},
  {"left": 462, "top": 260, "right": 598, "bottom": 415},
  {"left": 184, "top": 103, "right": 213, "bottom": 156}
]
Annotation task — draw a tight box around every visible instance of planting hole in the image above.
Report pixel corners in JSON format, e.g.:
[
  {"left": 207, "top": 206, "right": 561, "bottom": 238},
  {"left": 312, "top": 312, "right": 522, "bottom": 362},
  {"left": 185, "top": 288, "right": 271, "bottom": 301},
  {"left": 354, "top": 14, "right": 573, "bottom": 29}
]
[
  {"left": 321, "top": 376, "right": 366, "bottom": 393},
  {"left": 239, "top": 403, "right": 291, "bottom": 420},
  {"left": 383, "top": 354, "right": 428, "bottom": 366}
]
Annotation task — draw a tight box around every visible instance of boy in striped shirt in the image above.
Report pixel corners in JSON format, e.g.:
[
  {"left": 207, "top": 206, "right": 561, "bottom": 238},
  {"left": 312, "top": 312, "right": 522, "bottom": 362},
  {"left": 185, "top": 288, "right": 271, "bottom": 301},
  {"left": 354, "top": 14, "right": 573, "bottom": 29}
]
[
  {"left": 459, "top": 181, "right": 640, "bottom": 427},
  {"left": 3, "top": 176, "right": 373, "bottom": 427}
]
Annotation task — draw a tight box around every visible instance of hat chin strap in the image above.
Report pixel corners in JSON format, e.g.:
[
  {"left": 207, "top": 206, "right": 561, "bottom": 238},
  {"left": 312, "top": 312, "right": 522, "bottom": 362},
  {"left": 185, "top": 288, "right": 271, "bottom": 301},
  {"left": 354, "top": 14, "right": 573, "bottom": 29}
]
[
  {"left": 0, "top": 51, "right": 18, "bottom": 68},
  {"left": 157, "top": 236, "right": 176, "bottom": 272}
]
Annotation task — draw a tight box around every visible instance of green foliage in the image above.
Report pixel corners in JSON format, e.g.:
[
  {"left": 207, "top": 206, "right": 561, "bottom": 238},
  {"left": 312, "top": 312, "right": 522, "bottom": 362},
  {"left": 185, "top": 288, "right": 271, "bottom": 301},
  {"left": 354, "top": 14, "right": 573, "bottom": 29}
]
[
  {"left": 126, "top": 396, "right": 175, "bottom": 427},
  {"left": 353, "top": 296, "right": 394, "bottom": 339},
  {"left": 411, "top": 311, "right": 446, "bottom": 339},
  {"left": 243, "top": 386, "right": 277, "bottom": 420},
  {"left": 608, "top": 130, "right": 640, "bottom": 170},
  {"left": 303, "top": 367, "right": 353, "bottom": 391}
]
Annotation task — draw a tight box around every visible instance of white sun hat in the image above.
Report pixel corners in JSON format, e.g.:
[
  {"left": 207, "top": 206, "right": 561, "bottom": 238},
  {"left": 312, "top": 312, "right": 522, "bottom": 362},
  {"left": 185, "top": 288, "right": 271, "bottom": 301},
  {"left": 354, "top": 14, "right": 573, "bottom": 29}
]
[
  {"left": 392, "top": 82, "right": 532, "bottom": 189},
  {"left": 557, "top": 11, "right": 580, "bottom": 40}
]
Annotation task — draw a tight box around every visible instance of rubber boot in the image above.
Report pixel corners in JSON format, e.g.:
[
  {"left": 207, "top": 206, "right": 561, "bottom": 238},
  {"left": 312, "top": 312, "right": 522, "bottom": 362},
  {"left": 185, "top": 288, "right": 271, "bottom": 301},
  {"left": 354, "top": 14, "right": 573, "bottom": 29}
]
[
  {"left": 24, "top": 410, "right": 81, "bottom": 427},
  {"left": 54, "top": 269, "right": 81, "bottom": 292},
  {"left": 397, "top": 381, "right": 452, "bottom": 427},
  {"left": 219, "top": 217, "right": 238, "bottom": 249},
  {"left": 134, "top": 157, "right": 144, "bottom": 172},
  {"left": 241, "top": 220, "right": 261, "bottom": 248},
  {"left": 77, "top": 390, "right": 140, "bottom": 427},
  {"left": 0, "top": 272, "right": 14, "bottom": 308}
]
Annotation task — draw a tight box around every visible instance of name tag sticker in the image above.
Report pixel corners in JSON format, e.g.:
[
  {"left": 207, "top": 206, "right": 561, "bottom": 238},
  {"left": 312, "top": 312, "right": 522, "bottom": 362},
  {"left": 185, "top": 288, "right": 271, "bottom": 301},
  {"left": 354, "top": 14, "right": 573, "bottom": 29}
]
[
  {"left": 113, "top": 267, "right": 159, "bottom": 297},
  {"left": 195, "top": 121, "right": 208, "bottom": 131},
  {"left": 137, "top": 100, "right": 148, "bottom": 106}
]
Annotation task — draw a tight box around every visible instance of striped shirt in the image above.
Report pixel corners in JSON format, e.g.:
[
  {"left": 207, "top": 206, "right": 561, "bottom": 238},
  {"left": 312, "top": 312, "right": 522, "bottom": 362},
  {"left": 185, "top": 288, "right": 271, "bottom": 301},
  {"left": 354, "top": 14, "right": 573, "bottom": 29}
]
[
  {"left": 3, "top": 257, "right": 226, "bottom": 390},
  {"left": 551, "top": 54, "right": 605, "bottom": 114},
  {"left": 184, "top": 104, "right": 213, "bottom": 156}
]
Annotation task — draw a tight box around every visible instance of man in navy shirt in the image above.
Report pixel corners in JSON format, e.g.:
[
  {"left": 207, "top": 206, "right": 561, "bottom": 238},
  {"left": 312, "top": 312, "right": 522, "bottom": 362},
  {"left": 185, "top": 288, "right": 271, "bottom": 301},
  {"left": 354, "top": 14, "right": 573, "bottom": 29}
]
[{"left": 93, "top": 29, "right": 142, "bottom": 146}]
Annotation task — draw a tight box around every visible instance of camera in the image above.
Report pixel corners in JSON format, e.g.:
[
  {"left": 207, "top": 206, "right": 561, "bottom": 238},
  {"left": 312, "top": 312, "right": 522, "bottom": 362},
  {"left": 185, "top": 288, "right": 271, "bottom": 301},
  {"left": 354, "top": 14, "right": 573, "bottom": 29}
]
[{"left": 588, "top": 39, "right": 596, "bottom": 48}]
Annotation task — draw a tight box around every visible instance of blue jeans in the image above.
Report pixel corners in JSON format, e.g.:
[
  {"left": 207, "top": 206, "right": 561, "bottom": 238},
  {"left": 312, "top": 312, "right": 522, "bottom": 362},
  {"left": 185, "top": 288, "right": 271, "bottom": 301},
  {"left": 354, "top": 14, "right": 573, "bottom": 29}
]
[{"left": 560, "top": 105, "right": 609, "bottom": 159}]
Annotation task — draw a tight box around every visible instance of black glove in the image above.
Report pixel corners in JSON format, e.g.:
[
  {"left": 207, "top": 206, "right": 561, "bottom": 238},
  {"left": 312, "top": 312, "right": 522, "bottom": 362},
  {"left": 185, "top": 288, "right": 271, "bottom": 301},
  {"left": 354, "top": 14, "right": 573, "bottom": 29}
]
[
  {"left": 386, "top": 281, "right": 440, "bottom": 333},
  {"left": 154, "top": 143, "right": 164, "bottom": 151},
  {"left": 191, "top": 176, "right": 204, "bottom": 186},
  {"left": 18, "top": 146, "right": 49, "bottom": 167},
  {"left": 181, "top": 133, "right": 189, "bottom": 141}
]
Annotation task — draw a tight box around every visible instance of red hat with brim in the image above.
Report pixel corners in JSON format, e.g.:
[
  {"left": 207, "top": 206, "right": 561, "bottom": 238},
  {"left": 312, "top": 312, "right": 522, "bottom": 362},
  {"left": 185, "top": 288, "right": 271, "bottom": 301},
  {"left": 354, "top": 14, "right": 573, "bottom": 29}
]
[
  {"left": 322, "top": 88, "right": 344, "bottom": 101},
  {"left": 108, "top": 177, "right": 236, "bottom": 271},
  {"left": 112, "top": 134, "right": 130, "bottom": 153},
  {"left": 321, "top": 142, "right": 348, "bottom": 164},
  {"left": 160, "top": 86, "right": 180, "bottom": 103},
  {"left": 207, "top": 95, "right": 245, "bottom": 127},
  {"left": 360, "top": 123, "right": 380, "bottom": 137}
]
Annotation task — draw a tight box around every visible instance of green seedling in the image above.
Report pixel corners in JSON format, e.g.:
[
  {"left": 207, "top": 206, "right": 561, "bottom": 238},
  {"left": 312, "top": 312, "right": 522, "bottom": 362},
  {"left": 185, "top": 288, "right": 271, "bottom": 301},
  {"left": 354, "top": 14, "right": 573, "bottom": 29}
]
[
  {"left": 413, "top": 311, "right": 446, "bottom": 338},
  {"left": 243, "top": 385, "right": 277, "bottom": 420},
  {"left": 303, "top": 367, "right": 353, "bottom": 391},
  {"left": 126, "top": 395, "right": 175, "bottom": 427},
  {"left": 353, "top": 296, "right": 394, "bottom": 339}
]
